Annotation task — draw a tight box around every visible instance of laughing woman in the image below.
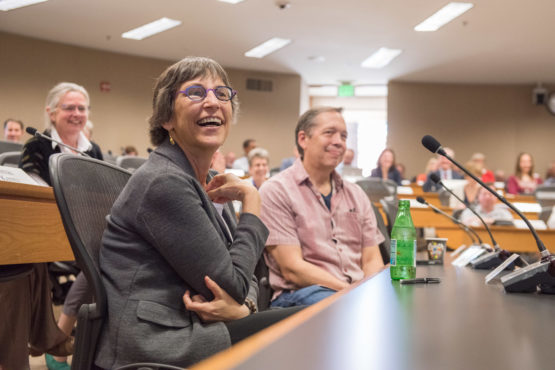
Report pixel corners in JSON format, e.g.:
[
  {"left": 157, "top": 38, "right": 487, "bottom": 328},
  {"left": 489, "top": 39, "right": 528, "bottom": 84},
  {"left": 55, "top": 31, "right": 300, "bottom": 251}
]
[{"left": 96, "top": 57, "right": 301, "bottom": 368}]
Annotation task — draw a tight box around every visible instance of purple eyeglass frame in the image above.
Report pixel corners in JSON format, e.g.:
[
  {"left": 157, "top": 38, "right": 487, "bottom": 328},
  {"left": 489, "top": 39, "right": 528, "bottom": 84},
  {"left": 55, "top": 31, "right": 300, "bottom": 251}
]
[{"left": 178, "top": 85, "right": 237, "bottom": 101}]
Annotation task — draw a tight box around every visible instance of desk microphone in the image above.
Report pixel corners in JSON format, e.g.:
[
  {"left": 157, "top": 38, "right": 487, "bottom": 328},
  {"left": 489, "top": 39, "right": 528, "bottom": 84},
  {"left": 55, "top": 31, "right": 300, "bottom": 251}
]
[
  {"left": 416, "top": 196, "right": 484, "bottom": 247},
  {"left": 429, "top": 173, "right": 521, "bottom": 270},
  {"left": 422, "top": 134, "right": 555, "bottom": 293},
  {"left": 26, "top": 127, "right": 90, "bottom": 157}
]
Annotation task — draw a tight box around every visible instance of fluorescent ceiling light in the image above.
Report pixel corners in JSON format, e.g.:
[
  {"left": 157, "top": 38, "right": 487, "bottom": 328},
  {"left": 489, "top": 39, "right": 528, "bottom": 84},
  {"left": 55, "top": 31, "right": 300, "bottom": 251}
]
[
  {"left": 0, "top": 0, "right": 47, "bottom": 11},
  {"left": 308, "top": 86, "right": 337, "bottom": 97},
  {"left": 245, "top": 37, "right": 291, "bottom": 58},
  {"left": 122, "top": 17, "right": 181, "bottom": 40},
  {"left": 354, "top": 85, "right": 388, "bottom": 97},
  {"left": 218, "top": 0, "right": 244, "bottom": 3},
  {"left": 414, "top": 2, "right": 474, "bottom": 32},
  {"left": 361, "top": 48, "right": 402, "bottom": 69}
]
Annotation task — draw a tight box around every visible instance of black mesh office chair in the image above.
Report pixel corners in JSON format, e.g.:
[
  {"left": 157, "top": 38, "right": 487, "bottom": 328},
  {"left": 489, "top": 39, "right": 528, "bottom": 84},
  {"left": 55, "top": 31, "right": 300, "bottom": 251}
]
[
  {"left": 116, "top": 155, "right": 147, "bottom": 172},
  {"left": 379, "top": 198, "right": 399, "bottom": 235},
  {"left": 356, "top": 178, "right": 397, "bottom": 203},
  {"left": 49, "top": 153, "right": 132, "bottom": 370},
  {"left": 371, "top": 203, "right": 391, "bottom": 265}
]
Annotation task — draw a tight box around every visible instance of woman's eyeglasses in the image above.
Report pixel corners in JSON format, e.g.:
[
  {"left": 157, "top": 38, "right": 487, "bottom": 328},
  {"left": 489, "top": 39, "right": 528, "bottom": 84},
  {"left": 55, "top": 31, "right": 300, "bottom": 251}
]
[
  {"left": 178, "top": 85, "right": 236, "bottom": 102},
  {"left": 59, "top": 104, "right": 89, "bottom": 113}
]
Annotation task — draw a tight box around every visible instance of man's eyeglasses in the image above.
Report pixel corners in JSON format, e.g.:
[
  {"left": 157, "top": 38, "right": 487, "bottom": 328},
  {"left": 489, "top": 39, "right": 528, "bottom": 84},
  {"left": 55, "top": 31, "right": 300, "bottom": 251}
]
[
  {"left": 59, "top": 104, "right": 88, "bottom": 113},
  {"left": 178, "top": 85, "right": 237, "bottom": 102}
]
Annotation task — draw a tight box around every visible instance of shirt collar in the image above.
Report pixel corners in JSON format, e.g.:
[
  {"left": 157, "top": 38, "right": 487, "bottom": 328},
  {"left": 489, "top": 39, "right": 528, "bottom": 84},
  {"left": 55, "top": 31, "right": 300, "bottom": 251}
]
[
  {"left": 290, "top": 157, "right": 344, "bottom": 190},
  {"left": 50, "top": 126, "right": 92, "bottom": 153}
]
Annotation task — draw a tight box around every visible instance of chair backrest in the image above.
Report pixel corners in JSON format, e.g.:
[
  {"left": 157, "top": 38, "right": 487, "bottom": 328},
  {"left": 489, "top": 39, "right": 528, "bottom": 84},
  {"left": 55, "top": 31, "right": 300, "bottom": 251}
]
[
  {"left": 356, "top": 178, "right": 397, "bottom": 203},
  {"left": 49, "top": 153, "right": 132, "bottom": 370},
  {"left": 380, "top": 198, "right": 399, "bottom": 235},
  {"left": 371, "top": 203, "right": 391, "bottom": 265},
  {"left": 0, "top": 151, "right": 21, "bottom": 167},
  {"left": 116, "top": 155, "right": 147, "bottom": 172},
  {"left": 534, "top": 185, "right": 555, "bottom": 208},
  {"left": 0, "top": 140, "right": 23, "bottom": 154}
]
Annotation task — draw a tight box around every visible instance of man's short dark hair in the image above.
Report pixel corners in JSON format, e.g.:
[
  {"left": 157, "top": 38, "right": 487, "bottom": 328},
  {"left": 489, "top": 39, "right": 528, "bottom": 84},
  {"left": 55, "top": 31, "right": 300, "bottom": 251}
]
[
  {"left": 294, "top": 107, "right": 343, "bottom": 159},
  {"left": 3, "top": 119, "right": 24, "bottom": 130},
  {"left": 243, "top": 139, "right": 255, "bottom": 150}
]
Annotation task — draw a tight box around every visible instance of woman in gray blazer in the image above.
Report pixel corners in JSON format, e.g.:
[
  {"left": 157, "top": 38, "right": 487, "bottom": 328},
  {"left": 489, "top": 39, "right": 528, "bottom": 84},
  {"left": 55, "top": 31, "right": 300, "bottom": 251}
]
[{"left": 96, "top": 57, "right": 301, "bottom": 368}]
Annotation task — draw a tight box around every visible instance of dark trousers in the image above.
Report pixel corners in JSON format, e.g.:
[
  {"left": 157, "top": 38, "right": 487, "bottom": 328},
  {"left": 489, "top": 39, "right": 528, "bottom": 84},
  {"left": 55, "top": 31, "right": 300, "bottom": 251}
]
[
  {"left": 224, "top": 306, "right": 305, "bottom": 345},
  {"left": 0, "top": 264, "right": 68, "bottom": 370}
]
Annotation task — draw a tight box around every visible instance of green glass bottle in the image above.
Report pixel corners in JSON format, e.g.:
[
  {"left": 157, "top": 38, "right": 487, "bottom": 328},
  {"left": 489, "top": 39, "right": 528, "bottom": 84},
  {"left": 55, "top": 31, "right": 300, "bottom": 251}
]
[{"left": 390, "top": 199, "right": 417, "bottom": 280}]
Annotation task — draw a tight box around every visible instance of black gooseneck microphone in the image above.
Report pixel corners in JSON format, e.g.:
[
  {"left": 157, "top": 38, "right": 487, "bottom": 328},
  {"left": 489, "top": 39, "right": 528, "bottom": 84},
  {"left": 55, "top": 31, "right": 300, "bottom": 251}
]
[
  {"left": 26, "top": 127, "right": 91, "bottom": 157},
  {"left": 416, "top": 196, "right": 483, "bottom": 247},
  {"left": 422, "top": 134, "right": 555, "bottom": 293},
  {"left": 428, "top": 173, "right": 520, "bottom": 270}
]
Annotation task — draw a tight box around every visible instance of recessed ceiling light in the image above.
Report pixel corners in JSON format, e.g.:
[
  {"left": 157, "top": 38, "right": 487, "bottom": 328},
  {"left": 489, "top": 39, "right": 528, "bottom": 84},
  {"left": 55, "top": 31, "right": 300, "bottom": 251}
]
[
  {"left": 122, "top": 17, "right": 181, "bottom": 40},
  {"left": 414, "top": 2, "right": 474, "bottom": 32},
  {"left": 0, "top": 0, "right": 47, "bottom": 11},
  {"left": 217, "top": 0, "right": 245, "bottom": 3},
  {"left": 361, "top": 48, "right": 402, "bottom": 69},
  {"left": 245, "top": 37, "right": 291, "bottom": 58}
]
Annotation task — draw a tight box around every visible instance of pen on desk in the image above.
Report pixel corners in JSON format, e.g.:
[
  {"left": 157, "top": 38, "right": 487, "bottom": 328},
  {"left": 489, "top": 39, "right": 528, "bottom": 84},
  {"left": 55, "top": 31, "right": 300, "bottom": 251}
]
[{"left": 400, "top": 277, "right": 441, "bottom": 284}]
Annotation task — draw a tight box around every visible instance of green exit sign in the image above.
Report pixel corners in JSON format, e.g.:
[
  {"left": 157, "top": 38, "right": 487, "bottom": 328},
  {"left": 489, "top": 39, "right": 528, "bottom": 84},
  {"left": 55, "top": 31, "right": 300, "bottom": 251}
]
[{"left": 338, "top": 84, "right": 354, "bottom": 97}]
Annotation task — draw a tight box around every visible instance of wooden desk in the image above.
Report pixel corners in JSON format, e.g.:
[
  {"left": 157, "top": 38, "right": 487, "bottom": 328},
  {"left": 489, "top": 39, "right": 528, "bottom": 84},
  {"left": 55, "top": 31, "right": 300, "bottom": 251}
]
[
  {"left": 0, "top": 180, "right": 73, "bottom": 264},
  {"left": 193, "top": 263, "right": 555, "bottom": 370},
  {"left": 434, "top": 225, "right": 555, "bottom": 253}
]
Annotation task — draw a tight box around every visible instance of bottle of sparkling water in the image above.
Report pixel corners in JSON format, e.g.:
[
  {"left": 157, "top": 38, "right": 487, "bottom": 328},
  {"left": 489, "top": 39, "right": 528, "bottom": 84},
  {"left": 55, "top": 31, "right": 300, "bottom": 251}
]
[{"left": 390, "top": 199, "right": 416, "bottom": 280}]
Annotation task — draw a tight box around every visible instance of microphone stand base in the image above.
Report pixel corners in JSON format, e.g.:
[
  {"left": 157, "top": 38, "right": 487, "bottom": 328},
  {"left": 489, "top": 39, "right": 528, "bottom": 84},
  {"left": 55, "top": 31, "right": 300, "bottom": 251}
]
[
  {"left": 470, "top": 249, "right": 515, "bottom": 270},
  {"left": 501, "top": 256, "right": 555, "bottom": 294}
]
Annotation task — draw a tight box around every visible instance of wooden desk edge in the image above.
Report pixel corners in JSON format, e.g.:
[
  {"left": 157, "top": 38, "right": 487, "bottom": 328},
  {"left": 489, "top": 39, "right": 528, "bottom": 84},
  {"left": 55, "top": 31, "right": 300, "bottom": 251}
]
[
  {"left": 191, "top": 266, "right": 388, "bottom": 370},
  {"left": 0, "top": 180, "right": 54, "bottom": 200}
]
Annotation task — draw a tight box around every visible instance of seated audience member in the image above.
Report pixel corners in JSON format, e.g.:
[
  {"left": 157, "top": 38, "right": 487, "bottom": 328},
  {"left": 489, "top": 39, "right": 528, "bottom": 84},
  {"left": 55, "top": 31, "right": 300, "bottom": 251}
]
[
  {"left": 415, "top": 157, "right": 438, "bottom": 184},
  {"left": 449, "top": 161, "right": 482, "bottom": 209},
  {"left": 123, "top": 145, "right": 138, "bottom": 156},
  {"left": 279, "top": 146, "right": 299, "bottom": 172},
  {"left": 17, "top": 82, "right": 103, "bottom": 370},
  {"left": 494, "top": 169, "right": 507, "bottom": 183},
  {"left": 335, "top": 148, "right": 355, "bottom": 174},
  {"left": 370, "top": 148, "right": 402, "bottom": 185},
  {"left": 506, "top": 152, "right": 543, "bottom": 195},
  {"left": 544, "top": 161, "right": 555, "bottom": 186},
  {"left": 3, "top": 118, "right": 24, "bottom": 142},
  {"left": 96, "top": 57, "right": 301, "bottom": 369},
  {"left": 396, "top": 163, "right": 406, "bottom": 181},
  {"left": 460, "top": 186, "right": 513, "bottom": 226},
  {"left": 247, "top": 147, "right": 269, "bottom": 189},
  {"left": 422, "top": 147, "right": 463, "bottom": 192},
  {"left": 224, "top": 151, "right": 236, "bottom": 169},
  {"left": 232, "top": 138, "right": 257, "bottom": 172},
  {"left": 470, "top": 152, "right": 495, "bottom": 183},
  {"left": 259, "top": 107, "right": 385, "bottom": 308}
]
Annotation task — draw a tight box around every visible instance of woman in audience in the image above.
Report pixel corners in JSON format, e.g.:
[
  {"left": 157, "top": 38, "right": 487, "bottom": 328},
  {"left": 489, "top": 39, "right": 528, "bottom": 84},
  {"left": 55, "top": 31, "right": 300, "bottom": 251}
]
[
  {"left": 506, "top": 152, "right": 543, "bottom": 195},
  {"left": 415, "top": 157, "right": 438, "bottom": 184},
  {"left": 16, "top": 82, "right": 103, "bottom": 370},
  {"left": 247, "top": 147, "right": 270, "bottom": 189},
  {"left": 96, "top": 57, "right": 301, "bottom": 368},
  {"left": 449, "top": 161, "right": 482, "bottom": 209},
  {"left": 370, "top": 148, "right": 402, "bottom": 185}
]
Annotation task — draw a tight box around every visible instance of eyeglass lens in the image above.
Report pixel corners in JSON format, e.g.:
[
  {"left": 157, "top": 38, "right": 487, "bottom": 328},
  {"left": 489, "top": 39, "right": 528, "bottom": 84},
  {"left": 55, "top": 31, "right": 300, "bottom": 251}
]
[
  {"left": 60, "top": 104, "right": 88, "bottom": 113},
  {"left": 184, "top": 86, "right": 234, "bottom": 101}
]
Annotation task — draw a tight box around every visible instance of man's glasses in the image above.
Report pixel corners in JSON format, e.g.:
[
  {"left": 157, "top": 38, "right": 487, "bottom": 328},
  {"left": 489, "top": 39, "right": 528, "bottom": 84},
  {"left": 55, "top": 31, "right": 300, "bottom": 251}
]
[
  {"left": 178, "top": 85, "right": 237, "bottom": 102},
  {"left": 59, "top": 104, "right": 88, "bottom": 113}
]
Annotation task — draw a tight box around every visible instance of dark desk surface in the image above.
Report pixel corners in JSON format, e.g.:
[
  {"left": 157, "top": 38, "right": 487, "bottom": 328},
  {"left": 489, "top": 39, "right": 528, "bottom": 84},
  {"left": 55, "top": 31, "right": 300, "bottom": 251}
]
[{"left": 194, "top": 261, "right": 555, "bottom": 370}]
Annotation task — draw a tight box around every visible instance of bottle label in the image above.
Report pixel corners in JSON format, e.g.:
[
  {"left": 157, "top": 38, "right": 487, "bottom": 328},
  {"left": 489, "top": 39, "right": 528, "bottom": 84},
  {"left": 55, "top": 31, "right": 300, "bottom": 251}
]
[
  {"left": 390, "top": 239, "right": 397, "bottom": 266},
  {"left": 390, "top": 239, "right": 416, "bottom": 267}
]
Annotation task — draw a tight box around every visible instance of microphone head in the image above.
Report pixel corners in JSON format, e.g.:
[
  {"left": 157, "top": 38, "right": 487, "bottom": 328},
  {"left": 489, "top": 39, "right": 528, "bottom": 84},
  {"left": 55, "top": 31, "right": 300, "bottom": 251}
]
[
  {"left": 421, "top": 135, "right": 443, "bottom": 154},
  {"left": 416, "top": 196, "right": 426, "bottom": 204},
  {"left": 430, "top": 173, "right": 442, "bottom": 184},
  {"left": 25, "top": 127, "right": 38, "bottom": 136}
]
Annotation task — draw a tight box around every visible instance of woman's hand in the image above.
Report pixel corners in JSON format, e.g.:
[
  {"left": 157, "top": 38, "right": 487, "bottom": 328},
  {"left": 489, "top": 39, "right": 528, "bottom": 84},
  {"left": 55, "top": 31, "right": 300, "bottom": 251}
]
[
  {"left": 205, "top": 174, "right": 260, "bottom": 215},
  {"left": 183, "top": 276, "right": 250, "bottom": 323}
]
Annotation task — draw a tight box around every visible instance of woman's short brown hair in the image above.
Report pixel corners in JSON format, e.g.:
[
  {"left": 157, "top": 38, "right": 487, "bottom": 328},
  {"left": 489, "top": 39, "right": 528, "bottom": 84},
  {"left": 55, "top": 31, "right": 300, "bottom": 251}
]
[{"left": 148, "top": 56, "right": 239, "bottom": 146}]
